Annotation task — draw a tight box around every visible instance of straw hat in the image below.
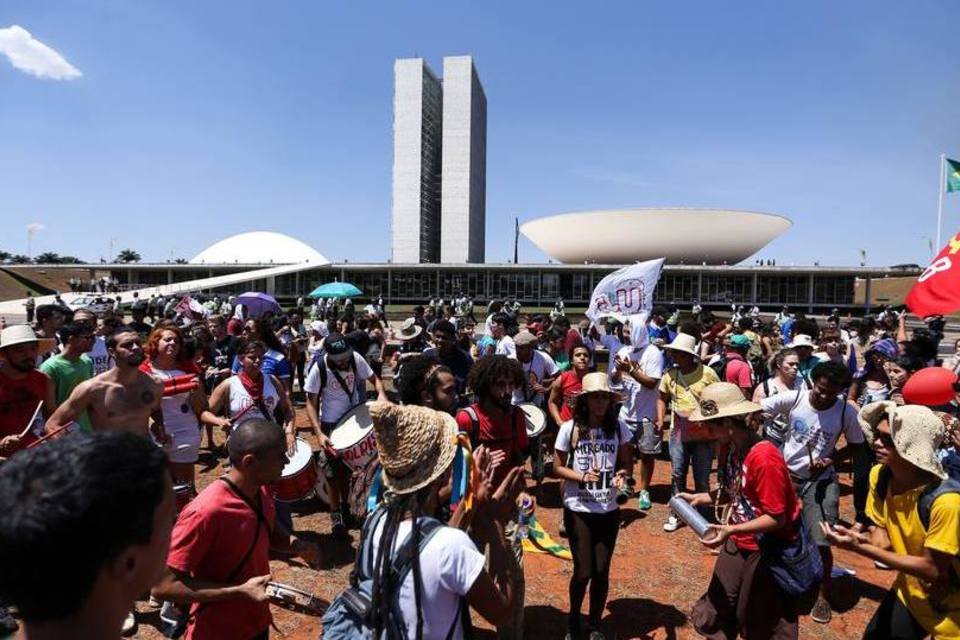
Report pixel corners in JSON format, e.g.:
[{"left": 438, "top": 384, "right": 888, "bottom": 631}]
[
  {"left": 662, "top": 333, "right": 699, "bottom": 358},
  {"left": 397, "top": 318, "right": 423, "bottom": 341},
  {"left": 857, "top": 401, "right": 947, "bottom": 480},
  {"left": 786, "top": 334, "right": 816, "bottom": 349},
  {"left": 575, "top": 372, "right": 623, "bottom": 402},
  {"left": 688, "top": 382, "right": 762, "bottom": 422},
  {"left": 368, "top": 401, "right": 458, "bottom": 494},
  {"left": 0, "top": 325, "right": 55, "bottom": 353}
]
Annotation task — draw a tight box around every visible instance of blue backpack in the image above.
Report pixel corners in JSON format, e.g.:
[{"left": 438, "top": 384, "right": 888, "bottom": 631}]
[{"left": 321, "top": 507, "right": 464, "bottom": 639}]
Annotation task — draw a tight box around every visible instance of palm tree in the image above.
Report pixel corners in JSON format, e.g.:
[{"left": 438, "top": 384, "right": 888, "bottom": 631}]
[
  {"left": 116, "top": 249, "right": 141, "bottom": 263},
  {"left": 10, "top": 254, "right": 32, "bottom": 264},
  {"left": 34, "top": 252, "right": 61, "bottom": 264}
]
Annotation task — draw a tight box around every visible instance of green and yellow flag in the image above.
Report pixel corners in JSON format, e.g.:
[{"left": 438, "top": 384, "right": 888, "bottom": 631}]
[
  {"left": 947, "top": 158, "right": 960, "bottom": 193},
  {"left": 521, "top": 514, "right": 572, "bottom": 561}
]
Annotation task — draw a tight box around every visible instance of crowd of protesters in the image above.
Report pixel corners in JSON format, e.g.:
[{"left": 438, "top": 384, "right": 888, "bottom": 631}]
[{"left": 0, "top": 291, "right": 958, "bottom": 640}]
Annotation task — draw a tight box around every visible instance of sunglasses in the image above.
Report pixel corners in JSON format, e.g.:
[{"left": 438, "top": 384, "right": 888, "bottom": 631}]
[{"left": 876, "top": 432, "right": 894, "bottom": 447}]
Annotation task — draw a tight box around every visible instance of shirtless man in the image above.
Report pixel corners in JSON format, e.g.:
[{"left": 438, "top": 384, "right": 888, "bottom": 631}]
[{"left": 46, "top": 328, "right": 167, "bottom": 442}]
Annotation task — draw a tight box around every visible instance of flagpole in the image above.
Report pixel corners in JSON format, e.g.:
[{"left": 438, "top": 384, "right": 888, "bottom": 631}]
[{"left": 937, "top": 153, "right": 946, "bottom": 250}]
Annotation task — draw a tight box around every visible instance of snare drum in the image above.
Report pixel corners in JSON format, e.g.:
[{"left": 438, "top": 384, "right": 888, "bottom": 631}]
[
  {"left": 273, "top": 437, "right": 318, "bottom": 502},
  {"left": 517, "top": 403, "right": 547, "bottom": 439},
  {"left": 173, "top": 482, "right": 197, "bottom": 513},
  {"left": 330, "top": 402, "right": 378, "bottom": 471}
]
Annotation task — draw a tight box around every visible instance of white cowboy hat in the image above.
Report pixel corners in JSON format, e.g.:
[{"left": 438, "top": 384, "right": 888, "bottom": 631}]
[
  {"left": 0, "top": 325, "right": 56, "bottom": 353},
  {"left": 397, "top": 318, "right": 423, "bottom": 341},
  {"left": 662, "top": 333, "right": 699, "bottom": 358},
  {"left": 786, "top": 334, "right": 816, "bottom": 349}
]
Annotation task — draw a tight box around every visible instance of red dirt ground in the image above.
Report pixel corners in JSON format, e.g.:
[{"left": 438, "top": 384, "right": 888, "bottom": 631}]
[{"left": 132, "top": 409, "right": 893, "bottom": 640}]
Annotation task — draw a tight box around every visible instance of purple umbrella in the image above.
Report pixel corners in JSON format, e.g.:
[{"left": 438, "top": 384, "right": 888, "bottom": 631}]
[{"left": 235, "top": 292, "right": 282, "bottom": 319}]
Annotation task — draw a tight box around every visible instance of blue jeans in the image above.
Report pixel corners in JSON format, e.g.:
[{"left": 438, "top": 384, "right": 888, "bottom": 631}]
[{"left": 669, "top": 437, "right": 714, "bottom": 519}]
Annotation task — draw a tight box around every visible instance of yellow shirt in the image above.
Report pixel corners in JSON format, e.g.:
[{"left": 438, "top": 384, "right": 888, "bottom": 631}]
[
  {"left": 658, "top": 364, "right": 720, "bottom": 417},
  {"left": 866, "top": 464, "right": 960, "bottom": 637}
]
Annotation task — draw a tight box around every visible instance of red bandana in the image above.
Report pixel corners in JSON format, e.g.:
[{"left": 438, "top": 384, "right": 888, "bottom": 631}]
[{"left": 239, "top": 369, "right": 264, "bottom": 400}]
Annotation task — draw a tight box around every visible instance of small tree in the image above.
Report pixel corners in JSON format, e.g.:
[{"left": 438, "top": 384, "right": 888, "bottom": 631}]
[
  {"left": 10, "top": 254, "right": 32, "bottom": 264},
  {"left": 174, "top": 258, "right": 188, "bottom": 264},
  {"left": 34, "top": 252, "right": 61, "bottom": 264},
  {"left": 116, "top": 249, "right": 141, "bottom": 263}
]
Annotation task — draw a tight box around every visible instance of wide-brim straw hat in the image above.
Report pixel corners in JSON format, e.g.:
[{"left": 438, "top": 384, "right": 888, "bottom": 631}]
[
  {"left": 0, "top": 325, "right": 56, "bottom": 353},
  {"left": 368, "top": 401, "right": 458, "bottom": 494},
  {"left": 858, "top": 401, "right": 947, "bottom": 480},
  {"left": 397, "top": 318, "right": 423, "bottom": 341},
  {"left": 688, "top": 382, "right": 762, "bottom": 422},
  {"left": 786, "top": 334, "right": 816, "bottom": 349},
  {"left": 575, "top": 371, "right": 623, "bottom": 403},
  {"left": 662, "top": 332, "right": 699, "bottom": 357}
]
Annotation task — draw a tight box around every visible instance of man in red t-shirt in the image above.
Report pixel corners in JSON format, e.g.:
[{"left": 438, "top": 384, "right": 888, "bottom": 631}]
[
  {"left": 456, "top": 355, "right": 529, "bottom": 487},
  {"left": 0, "top": 325, "right": 56, "bottom": 458},
  {"left": 455, "top": 355, "right": 528, "bottom": 639},
  {"left": 719, "top": 335, "right": 754, "bottom": 395},
  {"left": 152, "top": 419, "right": 320, "bottom": 640}
]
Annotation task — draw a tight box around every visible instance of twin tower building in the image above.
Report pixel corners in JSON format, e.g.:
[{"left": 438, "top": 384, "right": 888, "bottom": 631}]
[{"left": 391, "top": 56, "right": 487, "bottom": 264}]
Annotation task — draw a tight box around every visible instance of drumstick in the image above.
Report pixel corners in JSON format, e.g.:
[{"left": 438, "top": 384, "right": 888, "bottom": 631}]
[
  {"left": 19, "top": 401, "right": 44, "bottom": 439},
  {"left": 26, "top": 422, "right": 76, "bottom": 449}
]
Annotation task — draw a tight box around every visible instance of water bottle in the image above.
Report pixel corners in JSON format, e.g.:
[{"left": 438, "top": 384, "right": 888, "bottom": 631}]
[{"left": 515, "top": 493, "right": 535, "bottom": 541}]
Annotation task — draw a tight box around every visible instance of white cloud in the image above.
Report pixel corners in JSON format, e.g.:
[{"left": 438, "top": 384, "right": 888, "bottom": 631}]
[{"left": 0, "top": 25, "right": 81, "bottom": 80}]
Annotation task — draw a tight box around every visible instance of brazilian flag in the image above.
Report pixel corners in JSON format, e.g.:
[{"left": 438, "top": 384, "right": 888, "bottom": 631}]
[
  {"left": 521, "top": 514, "right": 572, "bottom": 561},
  {"left": 948, "top": 158, "right": 960, "bottom": 193}
]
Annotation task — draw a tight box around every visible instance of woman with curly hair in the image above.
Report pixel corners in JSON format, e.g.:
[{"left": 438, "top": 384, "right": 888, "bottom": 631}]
[{"left": 142, "top": 322, "right": 229, "bottom": 484}]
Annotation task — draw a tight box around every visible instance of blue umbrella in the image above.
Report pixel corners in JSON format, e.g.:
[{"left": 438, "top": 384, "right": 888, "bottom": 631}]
[
  {"left": 234, "top": 292, "right": 282, "bottom": 318},
  {"left": 309, "top": 282, "right": 363, "bottom": 298}
]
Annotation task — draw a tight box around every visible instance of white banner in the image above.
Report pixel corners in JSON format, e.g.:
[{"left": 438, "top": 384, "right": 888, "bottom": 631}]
[{"left": 585, "top": 258, "right": 665, "bottom": 323}]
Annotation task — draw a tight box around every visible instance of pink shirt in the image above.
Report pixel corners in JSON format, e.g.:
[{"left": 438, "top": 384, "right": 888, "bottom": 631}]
[{"left": 724, "top": 351, "right": 753, "bottom": 391}]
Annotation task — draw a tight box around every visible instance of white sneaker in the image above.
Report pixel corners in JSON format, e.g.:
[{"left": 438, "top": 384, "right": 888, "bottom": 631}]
[
  {"left": 121, "top": 611, "right": 137, "bottom": 636},
  {"left": 663, "top": 515, "right": 681, "bottom": 532}
]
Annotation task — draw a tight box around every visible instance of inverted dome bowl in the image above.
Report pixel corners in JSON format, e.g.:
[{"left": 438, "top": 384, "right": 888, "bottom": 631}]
[{"left": 520, "top": 208, "right": 791, "bottom": 265}]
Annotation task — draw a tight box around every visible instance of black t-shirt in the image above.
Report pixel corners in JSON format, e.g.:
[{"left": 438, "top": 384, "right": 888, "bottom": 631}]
[
  {"left": 208, "top": 336, "right": 238, "bottom": 372},
  {"left": 345, "top": 330, "right": 372, "bottom": 359},
  {"left": 422, "top": 346, "right": 473, "bottom": 394}
]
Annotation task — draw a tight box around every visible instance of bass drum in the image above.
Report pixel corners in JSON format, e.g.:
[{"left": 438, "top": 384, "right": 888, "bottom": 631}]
[{"left": 273, "top": 437, "right": 318, "bottom": 502}]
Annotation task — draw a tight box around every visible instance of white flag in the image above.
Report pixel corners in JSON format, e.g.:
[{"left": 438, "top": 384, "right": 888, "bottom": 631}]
[{"left": 586, "top": 258, "right": 665, "bottom": 323}]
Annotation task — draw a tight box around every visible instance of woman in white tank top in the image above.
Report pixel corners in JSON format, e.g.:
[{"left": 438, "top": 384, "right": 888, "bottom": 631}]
[
  {"left": 145, "top": 324, "right": 230, "bottom": 484},
  {"left": 209, "top": 341, "right": 297, "bottom": 454}
]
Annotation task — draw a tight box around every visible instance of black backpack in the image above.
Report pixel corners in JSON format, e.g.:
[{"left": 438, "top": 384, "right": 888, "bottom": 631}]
[{"left": 709, "top": 355, "right": 729, "bottom": 381}]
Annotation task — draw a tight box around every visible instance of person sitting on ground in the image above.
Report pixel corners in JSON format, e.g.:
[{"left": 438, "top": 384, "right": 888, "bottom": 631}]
[
  {"left": 0, "top": 432, "right": 176, "bottom": 640},
  {"left": 681, "top": 383, "right": 804, "bottom": 640},
  {"left": 152, "top": 419, "right": 320, "bottom": 640},
  {"left": 824, "top": 402, "right": 960, "bottom": 639}
]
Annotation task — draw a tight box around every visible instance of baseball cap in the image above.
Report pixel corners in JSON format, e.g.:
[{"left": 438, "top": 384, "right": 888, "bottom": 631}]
[{"left": 324, "top": 332, "right": 353, "bottom": 362}]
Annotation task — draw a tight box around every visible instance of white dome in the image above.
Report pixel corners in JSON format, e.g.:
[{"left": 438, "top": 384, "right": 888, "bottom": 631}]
[
  {"left": 190, "top": 232, "right": 329, "bottom": 265},
  {"left": 521, "top": 208, "right": 791, "bottom": 265}
]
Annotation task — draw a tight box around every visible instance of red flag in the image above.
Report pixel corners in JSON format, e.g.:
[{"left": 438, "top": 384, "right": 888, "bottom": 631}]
[{"left": 906, "top": 232, "right": 960, "bottom": 317}]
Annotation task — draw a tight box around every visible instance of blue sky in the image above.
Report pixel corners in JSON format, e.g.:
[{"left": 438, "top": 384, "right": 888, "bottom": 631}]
[{"left": 2, "top": 1, "right": 959, "bottom": 266}]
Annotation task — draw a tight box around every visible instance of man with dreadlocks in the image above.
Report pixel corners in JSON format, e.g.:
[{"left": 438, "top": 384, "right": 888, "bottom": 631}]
[
  {"left": 456, "top": 355, "right": 529, "bottom": 639},
  {"left": 324, "top": 401, "right": 521, "bottom": 639}
]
